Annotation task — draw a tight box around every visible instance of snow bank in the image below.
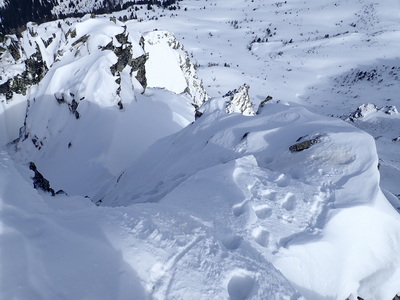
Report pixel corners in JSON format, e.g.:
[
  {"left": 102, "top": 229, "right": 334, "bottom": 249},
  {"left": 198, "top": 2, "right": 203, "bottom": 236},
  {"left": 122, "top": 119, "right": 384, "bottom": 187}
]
[
  {"left": 0, "top": 149, "right": 298, "bottom": 299},
  {"left": 99, "top": 101, "right": 400, "bottom": 299}
]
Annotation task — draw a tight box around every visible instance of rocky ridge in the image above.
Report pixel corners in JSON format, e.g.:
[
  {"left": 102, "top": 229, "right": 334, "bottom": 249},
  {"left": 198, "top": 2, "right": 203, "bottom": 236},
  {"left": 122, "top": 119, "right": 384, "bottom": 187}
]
[{"left": 1, "top": 15, "right": 208, "bottom": 197}]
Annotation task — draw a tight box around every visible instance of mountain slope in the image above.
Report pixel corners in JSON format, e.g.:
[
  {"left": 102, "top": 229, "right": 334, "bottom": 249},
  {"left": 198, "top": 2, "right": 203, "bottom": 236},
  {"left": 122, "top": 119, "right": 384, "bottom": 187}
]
[
  {"left": 1, "top": 0, "right": 400, "bottom": 299},
  {"left": 1, "top": 17, "right": 207, "bottom": 196},
  {"left": 97, "top": 99, "right": 400, "bottom": 298},
  {"left": 0, "top": 0, "right": 179, "bottom": 34}
]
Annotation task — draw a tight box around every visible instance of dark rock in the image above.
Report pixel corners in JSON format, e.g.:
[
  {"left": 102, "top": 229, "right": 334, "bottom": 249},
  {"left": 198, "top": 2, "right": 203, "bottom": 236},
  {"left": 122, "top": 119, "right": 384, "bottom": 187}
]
[
  {"left": 195, "top": 109, "right": 203, "bottom": 120},
  {"left": 55, "top": 189, "right": 67, "bottom": 195},
  {"left": 383, "top": 105, "right": 398, "bottom": 115},
  {"left": 101, "top": 40, "right": 114, "bottom": 51},
  {"left": 54, "top": 92, "right": 66, "bottom": 104},
  {"left": 71, "top": 34, "right": 89, "bottom": 47},
  {"left": 54, "top": 93, "right": 80, "bottom": 119},
  {"left": 256, "top": 95, "right": 273, "bottom": 114},
  {"left": 0, "top": 42, "right": 48, "bottom": 101},
  {"left": 289, "top": 136, "right": 321, "bottom": 152},
  {"left": 115, "top": 30, "right": 129, "bottom": 45},
  {"left": 348, "top": 103, "right": 377, "bottom": 121},
  {"left": 7, "top": 38, "right": 21, "bottom": 61},
  {"left": 31, "top": 135, "right": 43, "bottom": 150},
  {"left": 42, "top": 36, "right": 53, "bottom": 48},
  {"left": 29, "top": 162, "right": 55, "bottom": 196},
  {"left": 130, "top": 53, "right": 148, "bottom": 91},
  {"left": 110, "top": 44, "right": 133, "bottom": 75}
]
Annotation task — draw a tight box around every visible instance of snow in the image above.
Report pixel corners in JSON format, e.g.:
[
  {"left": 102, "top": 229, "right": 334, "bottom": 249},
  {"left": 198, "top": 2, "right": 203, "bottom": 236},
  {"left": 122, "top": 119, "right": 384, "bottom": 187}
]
[
  {"left": 7, "top": 18, "right": 196, "bottom": 196},
  {"left": 0, "top": 96, "right": 27, "bottom": 146},
  {"left": 98, "top": 103, "right": 400, "bottom": 297},
  {"left": 144, "top": 31, "right": 188, "bottom": 94},
  {"left": 1, "top": 0, "right": 400, "bottom": 299},
  {"left": 0, "top": 150, "right": 297, "bottom": 299}
]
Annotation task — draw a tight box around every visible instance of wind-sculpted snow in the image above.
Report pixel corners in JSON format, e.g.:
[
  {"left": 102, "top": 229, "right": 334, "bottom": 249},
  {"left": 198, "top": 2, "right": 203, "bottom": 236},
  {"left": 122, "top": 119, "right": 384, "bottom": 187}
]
[
  {"left": 98, "top": 101, "right": 400, "bottom": 299},
  {"left": 0, "top": 150, "right": 298, "bottom": 299},
  {"left": 3, "top": 17, "right": 208, "bottom": 196},
  {"left": 1, "top": 0, "right": 400, "bottom": 298}
]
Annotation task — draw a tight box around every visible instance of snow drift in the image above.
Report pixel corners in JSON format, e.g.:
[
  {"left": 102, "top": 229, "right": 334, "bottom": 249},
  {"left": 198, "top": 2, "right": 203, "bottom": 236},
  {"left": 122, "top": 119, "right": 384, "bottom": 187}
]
[{"left": 97, "top": 99, "right": 400, "bottom": 299}]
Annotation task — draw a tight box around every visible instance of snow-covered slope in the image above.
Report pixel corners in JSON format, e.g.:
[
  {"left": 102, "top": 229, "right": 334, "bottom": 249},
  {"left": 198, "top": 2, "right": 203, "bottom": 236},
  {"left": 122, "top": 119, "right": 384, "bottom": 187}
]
[
  {"left": 123, "top": 0, "right": 400, "bottom": 213},
  {"left": 0, "top": 0, "right": 180, "bottom": 34},
  {"left": 1, "top": 17, "right": 207, "bottom": 196},
  {"left": 1, "top": 0, "right": 400, "bottom": 299},
  {"left": 97, "top": 100, "right": 400, "bottom": 298},
  {"left": 0, "top": 146, "right": 298, "bottom": 300}
]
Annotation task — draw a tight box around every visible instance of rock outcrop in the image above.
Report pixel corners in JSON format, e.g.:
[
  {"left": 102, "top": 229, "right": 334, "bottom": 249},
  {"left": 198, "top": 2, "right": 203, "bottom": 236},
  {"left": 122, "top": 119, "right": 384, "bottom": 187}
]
[
  {"left": 224, "top": 84, "right": 255, "bottom": 116},
  {"left": 143, "top": 30, "right": 210, "bottom": 108}
]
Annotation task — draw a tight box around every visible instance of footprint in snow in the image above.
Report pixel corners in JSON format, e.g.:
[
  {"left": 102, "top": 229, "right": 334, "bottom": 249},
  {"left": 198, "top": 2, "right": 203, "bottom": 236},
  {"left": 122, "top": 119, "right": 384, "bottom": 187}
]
[
  {"left": 253, "top": 205, "right": 273, "bottom": 219},
  {"left": 259, "top": 189, "right": 277, "bottom": 201},
  {"left": 232, "top": 201, "right": 247, "bottom": 217},
  {"left": 252, "top": 227, "right": 270, "bottom": 248},
  {"left": 281, "top": 193, "right": 296, "bottom": 211},
  {"left": 274, "top": 173, "right": 290, "bottom": 187},
  {"left": 227, "top": 270, "right": 256, "bottom": 300},
  {"left": 221, "top": 234, "right": 242, "bottom": 250}
]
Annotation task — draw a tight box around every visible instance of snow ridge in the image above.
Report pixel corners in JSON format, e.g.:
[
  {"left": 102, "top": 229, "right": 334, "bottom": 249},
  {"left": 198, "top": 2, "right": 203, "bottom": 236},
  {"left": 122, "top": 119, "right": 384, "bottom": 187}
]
[{"left": 1, "top": 0, "right": 400, "bottom": 299}]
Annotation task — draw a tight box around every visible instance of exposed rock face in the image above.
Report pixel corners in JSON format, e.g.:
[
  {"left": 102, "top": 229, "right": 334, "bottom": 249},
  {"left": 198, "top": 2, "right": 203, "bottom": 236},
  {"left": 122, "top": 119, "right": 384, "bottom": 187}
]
[
  {"left": 347, "top": 103, "right": 398, "bottom": 121},
  {"left": 0, "top": 18, "right": 148, "bottom": 105},
  {"left": 256, "top": 95, "right": 273, "bottom": 115},
  {"left": 348, "top": 103, "right": 378, "bottom": 121},
  {"left": 29, "top": 162, "right": 55, "bottom": 196},
  {"left": 383, "top": 105, "right": 398, "bottom": 115},
  {"left": 225, "top": 84, "right": 255, "bottom": 116},
  {"left": 143, "top": 30, "right": 210, "bottom": 107},
  {"left": 0, "top": 39, "right": 48, "bottom": 101},
  {"left": 107, "top": 27, "right": 148, "bottom": 93}
]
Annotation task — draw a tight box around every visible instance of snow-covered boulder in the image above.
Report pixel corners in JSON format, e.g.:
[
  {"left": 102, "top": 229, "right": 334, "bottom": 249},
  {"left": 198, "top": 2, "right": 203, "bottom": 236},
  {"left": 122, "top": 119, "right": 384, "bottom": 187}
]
[
  {"left": 383, "top": 105, "right": 398, "bottom": 115},
  {"left": 224, "top": 84, "right": 255, "bottom": 116},
  {"left": 348, "top": 103, "right": 378, "bottom": 121}
]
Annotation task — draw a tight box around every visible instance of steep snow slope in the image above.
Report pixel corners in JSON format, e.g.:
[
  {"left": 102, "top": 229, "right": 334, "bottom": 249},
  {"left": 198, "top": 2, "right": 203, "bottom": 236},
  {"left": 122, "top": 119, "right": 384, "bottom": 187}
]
[
  {"left": 1, "top": 17, "right": 207, "bottom": 196},
  {"left": 0, "top": 147, "right": 298, "bottom": 299},
  {"left": 4, "top": 98, "right": 399, "bottom": 299}
]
